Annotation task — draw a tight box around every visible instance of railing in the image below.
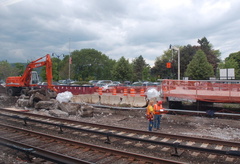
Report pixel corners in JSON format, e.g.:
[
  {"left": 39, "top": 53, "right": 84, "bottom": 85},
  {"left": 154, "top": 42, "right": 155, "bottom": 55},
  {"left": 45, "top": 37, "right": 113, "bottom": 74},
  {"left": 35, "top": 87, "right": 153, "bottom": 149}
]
[
  {"left": 162, "top": 79, "right": 240, "bottom": 103},
  {"left": 38, "top": 85, "right": 94, "bottom": 95}
]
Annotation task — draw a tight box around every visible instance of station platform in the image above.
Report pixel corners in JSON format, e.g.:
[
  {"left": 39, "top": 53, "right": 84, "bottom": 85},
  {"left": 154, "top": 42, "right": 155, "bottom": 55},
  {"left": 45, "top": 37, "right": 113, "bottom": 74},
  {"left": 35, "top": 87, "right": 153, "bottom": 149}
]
[{"left": 162, "top": 80, "right": 240, "bottom": 103}]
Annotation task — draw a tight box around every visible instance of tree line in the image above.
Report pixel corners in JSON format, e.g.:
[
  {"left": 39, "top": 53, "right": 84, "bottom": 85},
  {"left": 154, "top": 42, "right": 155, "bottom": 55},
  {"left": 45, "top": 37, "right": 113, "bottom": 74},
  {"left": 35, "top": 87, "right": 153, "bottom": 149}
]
[{"left": 1, "top": 37, "right": 240, "bottom": 82}]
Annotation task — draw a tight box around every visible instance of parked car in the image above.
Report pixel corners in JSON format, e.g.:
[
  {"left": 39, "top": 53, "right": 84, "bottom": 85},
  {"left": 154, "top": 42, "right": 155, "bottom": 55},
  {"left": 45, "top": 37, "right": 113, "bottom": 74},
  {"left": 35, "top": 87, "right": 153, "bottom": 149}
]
[
  {"left": 97, "top": 80, "right": 112, "bottom": 85},
  {"left": 123, "top": 81, "right": 131, "bottom": 85},
  {"left": 0, "top": 80, "right": 5, "bottom": 87},
  {"left": 102, "top": 84, "right": 117, "bottom": 93},
  {"left": 115, "top": 84, "right": 131, "bottom": 93},
  {"left": 38, "top": 81, "right": 60, "bottom": 85},
  {"left": 58, "top": 79, "right": 76, "bottom": 85},
  {"left": 112, "top": 81, "right": 121, "bottom": 85},
  {"left": 89, "top": 80, "right": 99, "bottom": 86},
  {"left": 93, "top": 83, "right": 105, "bottom": 92}
]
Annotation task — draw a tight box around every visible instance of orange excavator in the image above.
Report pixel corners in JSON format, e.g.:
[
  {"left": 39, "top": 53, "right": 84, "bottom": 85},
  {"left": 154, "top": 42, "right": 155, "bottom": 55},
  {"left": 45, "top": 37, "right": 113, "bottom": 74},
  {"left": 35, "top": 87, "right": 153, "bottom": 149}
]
[{"left": 5, "top": 54, "right": 57, "bottom": 96}]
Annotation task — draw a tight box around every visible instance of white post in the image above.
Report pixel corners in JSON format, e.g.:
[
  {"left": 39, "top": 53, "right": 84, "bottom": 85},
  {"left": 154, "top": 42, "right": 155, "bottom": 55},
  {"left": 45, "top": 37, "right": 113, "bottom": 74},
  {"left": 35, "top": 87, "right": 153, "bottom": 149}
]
[
  {"left": 69, "top": 38, "right": 71, "bottom": 80},
  {"left": 178, "top": 49, "right": 180, "bottom": 81}
]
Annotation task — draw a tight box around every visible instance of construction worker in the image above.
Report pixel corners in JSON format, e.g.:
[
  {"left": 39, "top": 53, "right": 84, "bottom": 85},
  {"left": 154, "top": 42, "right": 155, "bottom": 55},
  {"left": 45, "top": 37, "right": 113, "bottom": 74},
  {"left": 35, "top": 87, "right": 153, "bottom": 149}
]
[
  {"left": 146, "top": 100, "right": 154, "bottom": 131},
  {"left": 153, "top": 100, "right": 165, "bottom": 130}
]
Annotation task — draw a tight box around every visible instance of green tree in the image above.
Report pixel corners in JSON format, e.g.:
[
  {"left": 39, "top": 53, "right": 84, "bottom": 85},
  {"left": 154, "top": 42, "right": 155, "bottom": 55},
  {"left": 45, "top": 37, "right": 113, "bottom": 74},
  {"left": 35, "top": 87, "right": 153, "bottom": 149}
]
[
  {"left": 151, "top": 50, "right": 175, "bottom": 79},
  {"left": 112, "top": 56, "right": 133, "bottom": 82},
  {"left": 218, "top": 58, "right": 240, "bottom": 79},
  {"left": 185, "top": 50, "right": 214, "bottom": 80},
  {"left": 59, "top": 55, "right": 72, "bottom": 80},
  {"left": 198, "top": 37, "right": 221, "bottom": 74},
  {"left": 69, "top": 49, "right": 116, "bottom": 81},
  {"left": 132, "top": 55, "right": 148, "bottom": 81},
  {"left": 14, "top": 63, "right": 25, "bottom": 75},
  {"left": 0, "top": 60, "right": 17, "bottom": 80},
  {"left": 226, "top": 51, "right": 240, "bottom": 64},
  {"left": 179, "top": 45, "right": 198, "bottom": 78},
  {"left": 142, "top": 65, "right": 151, "bottom": 81},
  {"left": 224, "top": 51, "right": 240, "bottom": 79}
]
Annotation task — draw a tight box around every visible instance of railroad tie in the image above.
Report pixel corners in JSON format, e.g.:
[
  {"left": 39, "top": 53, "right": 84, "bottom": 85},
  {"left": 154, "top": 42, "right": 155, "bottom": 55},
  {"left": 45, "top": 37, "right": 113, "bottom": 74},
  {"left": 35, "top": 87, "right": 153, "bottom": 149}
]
[
  {"left": 161, "top": 138, "right": 170, "bottom": 142},
  {"left": 124, "top": 141, "right": 132, "bottom": 145},
  {"left": 161, "top": 147, "right": 170, "bottom": 151},
  {"left": 215, "top": 145, "right": 223, "bottom": 150},
  {"left": 90, "top": 127, "right": 99, "bottom": 131},
  {"left": 207, "top": 154, "right": 216, "bottom": 160},
  {"left": 147, "top": 145, "right": 156, "bottom": 149},
  {"left": 191, "top": 152, "right": 200, "bottom": 157},
  {"left": 186, "top": 141, "right": 195, "bottom": 146},
  {"left": 100, "top": 137, "right": 106, "bottom": 140},
  {"left": 117, "top": 131, "right": 126, "bottom": 135},
  {"left": 81, "top": 133, "right": 88, "bottom": 136},
  {"left": 200, "top": 143, "right": 209, "bottom": 148},
  {"left": 90, "top": 135, "right": 98, "bottom": 138},
  {"left": 139, "top": 135, "right": 148, "bottom": 139},
  {"left": 98, "top": 129, "right": 107, "bottom": 132},
  {"left": 109, "top": 130, "right": 116, "bottom": 133},
  {"left": 149, "top": 136, "right": 158, "bottom": 140},
  {"left": 126, "top": 133, "right": 135, "bottom": 137},
  {"left": 81, "top": 126, "right": 90, "bottom": 129},
  {"left": 135, "top": 143, "right": 143, "bottom": 147},
  {"left": 174, "top": 139, "right": 182, "bottom": 143},
  {"left": 231, "top": 147, "right": 238, "bottom": 151},
  {"left": 225, "top": 157, "right": 234, "bottom": 162}
]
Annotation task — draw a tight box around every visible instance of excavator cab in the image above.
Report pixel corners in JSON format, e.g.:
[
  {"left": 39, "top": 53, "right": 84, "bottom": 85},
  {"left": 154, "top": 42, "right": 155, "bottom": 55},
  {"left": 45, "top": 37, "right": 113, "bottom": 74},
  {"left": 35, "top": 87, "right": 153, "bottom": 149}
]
[{"left": 30, "top": 71, "right": 40, "bottom": 85}]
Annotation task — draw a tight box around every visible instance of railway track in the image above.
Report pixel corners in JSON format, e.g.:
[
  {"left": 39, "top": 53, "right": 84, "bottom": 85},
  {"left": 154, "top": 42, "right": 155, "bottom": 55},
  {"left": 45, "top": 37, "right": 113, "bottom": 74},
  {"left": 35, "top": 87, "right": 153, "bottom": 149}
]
[
  {"left": 1, "top": 108, "right": 240, "bottom": 163},
  {"left": 0, "top": 123, "right": 180, "bottom": 164}
]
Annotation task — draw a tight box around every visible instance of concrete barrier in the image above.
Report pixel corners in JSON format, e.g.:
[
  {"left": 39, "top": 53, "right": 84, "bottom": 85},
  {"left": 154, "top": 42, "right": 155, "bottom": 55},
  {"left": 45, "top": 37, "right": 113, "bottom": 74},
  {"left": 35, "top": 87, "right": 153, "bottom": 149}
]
[
  {"left": 128, "top": 96, "right": 135, "bottom": 107},
  {"left": 71, "top": 95, "right": 82, "bottom": 103},
  {"left": 91, "top": 94, "right": 100, "bottom": 104},
  {"left": 72, "top": 94, "right": 147, "bottom": 107},
  {"left": 100, "top": 95, "right": 110, "bottom": 105},
  {"left": 120, "top": 96, "right": 129, "bottom": 106},
  {"left": 79, "top": 94, "right": 92, "bottom": 103},
  {"left": 133, "top": 96, "right": 147, "bottom": 107},
  {"left": 109, "top": 95, "right": 121, "bottom": 106}
]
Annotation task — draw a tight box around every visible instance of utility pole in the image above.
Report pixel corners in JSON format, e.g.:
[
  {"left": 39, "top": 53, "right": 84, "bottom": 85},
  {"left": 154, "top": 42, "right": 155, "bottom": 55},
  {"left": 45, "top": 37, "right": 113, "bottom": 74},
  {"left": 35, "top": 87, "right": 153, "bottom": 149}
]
[
  {"left": 169, "top": 44, "right": 180, "bottom": 80},
  {"left": 69, "top": 38, "right": 71, "bottom": 80}
]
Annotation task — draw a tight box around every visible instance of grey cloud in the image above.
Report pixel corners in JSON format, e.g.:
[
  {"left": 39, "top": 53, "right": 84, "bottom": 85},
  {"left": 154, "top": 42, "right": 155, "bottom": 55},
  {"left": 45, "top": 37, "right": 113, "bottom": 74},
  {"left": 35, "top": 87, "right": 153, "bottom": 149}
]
[{"left": 0, "top": 0, "right": 240, "bottom": 66}]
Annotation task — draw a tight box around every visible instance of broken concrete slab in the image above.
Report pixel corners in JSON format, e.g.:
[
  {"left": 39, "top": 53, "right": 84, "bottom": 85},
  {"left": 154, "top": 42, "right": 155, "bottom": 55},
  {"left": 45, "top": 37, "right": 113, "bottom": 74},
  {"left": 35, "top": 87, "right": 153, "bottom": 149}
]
[
  {"left": 34, "top": 100, "right": 58, "bottom": 110},
  {"left": 49, "top": 109, "right": 69, "bottom": 117},
  {"left": 59, "top": 102, "right": 81, "bottom": 115},
  {"left": 77, "top": 104, "right": 93, "bottom": 117}
]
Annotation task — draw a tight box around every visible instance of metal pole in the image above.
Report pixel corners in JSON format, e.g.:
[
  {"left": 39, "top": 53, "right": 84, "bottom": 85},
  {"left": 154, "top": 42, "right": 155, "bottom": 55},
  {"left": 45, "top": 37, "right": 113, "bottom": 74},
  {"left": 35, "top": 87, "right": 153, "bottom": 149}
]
[
  {"left": 178, "top": 49, "right": 180, "bottom": 80},
  {"left": 169, "top": 45, "right": 180, "bottom": 80},
  {"left": 69, "top": 38, "right": 71, "bottom": 80}
]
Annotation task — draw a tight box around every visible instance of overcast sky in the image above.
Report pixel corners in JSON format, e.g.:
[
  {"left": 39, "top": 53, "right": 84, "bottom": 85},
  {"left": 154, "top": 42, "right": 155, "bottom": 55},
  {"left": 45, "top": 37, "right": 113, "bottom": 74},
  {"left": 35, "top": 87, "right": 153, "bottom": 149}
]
[{"left": 1, "top": 0, "right": 240, "bottom": 66}]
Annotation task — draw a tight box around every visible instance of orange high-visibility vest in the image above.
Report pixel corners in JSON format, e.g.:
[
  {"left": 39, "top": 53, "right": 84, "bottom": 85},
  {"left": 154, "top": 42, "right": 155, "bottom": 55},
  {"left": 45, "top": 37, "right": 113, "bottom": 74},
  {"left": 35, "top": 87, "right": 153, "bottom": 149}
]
[{"left": 154, "top": 104, "right": 163, "bottom": 115}]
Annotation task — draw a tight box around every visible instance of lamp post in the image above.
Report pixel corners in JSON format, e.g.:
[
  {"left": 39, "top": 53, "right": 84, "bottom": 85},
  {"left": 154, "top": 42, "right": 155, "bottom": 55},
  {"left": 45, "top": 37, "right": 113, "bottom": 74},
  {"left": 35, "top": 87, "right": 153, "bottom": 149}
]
[
  {"left": 169, "top": 45, "right": 180, "bottom": 80},
  {"left": 52, "top": 53, "right": 64, "bottom": 80}
]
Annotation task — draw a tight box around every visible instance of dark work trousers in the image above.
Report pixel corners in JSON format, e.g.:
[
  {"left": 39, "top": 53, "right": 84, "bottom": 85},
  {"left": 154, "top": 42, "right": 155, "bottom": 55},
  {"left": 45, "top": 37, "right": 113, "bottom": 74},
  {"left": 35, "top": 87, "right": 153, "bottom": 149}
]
[{"left": 154, "top": 114, "right": 162, "bottom": 129}]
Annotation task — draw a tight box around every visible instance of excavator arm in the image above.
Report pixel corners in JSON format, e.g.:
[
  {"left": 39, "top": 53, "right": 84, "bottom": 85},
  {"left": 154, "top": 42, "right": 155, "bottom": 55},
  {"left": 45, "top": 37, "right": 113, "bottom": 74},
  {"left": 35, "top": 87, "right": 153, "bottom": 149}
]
[{"left": 20, "top": 54, "right": 56, "bottom": 91}]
